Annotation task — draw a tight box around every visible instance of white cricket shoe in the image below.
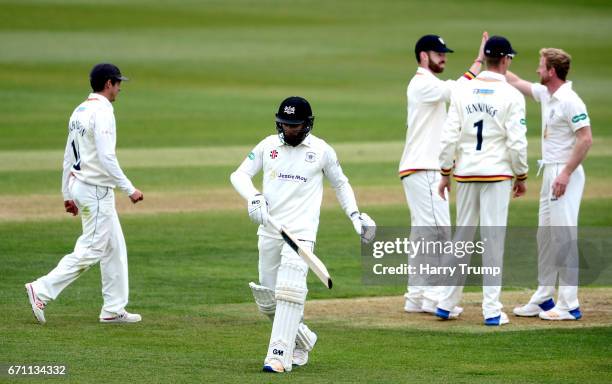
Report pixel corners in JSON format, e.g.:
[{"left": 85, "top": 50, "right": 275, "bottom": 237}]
[
  {"left": 449, "top": 306, "right": 464, "bottom": 318},
  {"left": 513, "top": 298, "right": 555, "bottom": 317},
  {"left": 292, "top": 348, "right": 309, "bottom": 367},
  {"left": 539, "top": 307, "right": 582, "bottom": 321},
  {"left": 100, "top": 311, "right": 142, "bottom": 323},
  {"left": 263, "top": 358, "right": 285, "bottom": 373},
  {"left": 513, "top": 303, "right": 543, "bottom": 317},
  {"left": 434, "top": 306, "right": 464, "bottom": 319},
  {"left": 421, "top": 300, "right": 437, "bottom": 314},
  {"left": 484, "top": 312, "right": 509, "bottom": 326},
  {"left": 293, "top": 331, "right": 317, "bottom": 367},
  {"left": 25, "top": 283, "right": 46, "bottom": 325},
  {"left": 404, "top": 299, "right": 424, "bottom": 313}
]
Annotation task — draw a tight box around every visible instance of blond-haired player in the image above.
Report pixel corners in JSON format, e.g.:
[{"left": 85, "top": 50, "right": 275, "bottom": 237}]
[{"left": 507, "top": 48, "right": 592, "bottom": 321}]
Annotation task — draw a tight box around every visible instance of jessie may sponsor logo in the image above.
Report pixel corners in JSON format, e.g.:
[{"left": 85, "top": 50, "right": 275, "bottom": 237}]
[{"left": 270, "top": 171, "right": 308, "bottom": 183}]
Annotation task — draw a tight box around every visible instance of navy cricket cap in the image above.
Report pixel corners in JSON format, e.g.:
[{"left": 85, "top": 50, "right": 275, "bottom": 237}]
[
  {"left": 275, "top": 96, "right": 313, "bottom": 125},
  {"left": 484, "top": 36, "right": 517, "bottom": 58},
  {"left": 90, "top": 63, "right": 129, "bottom": 83},
  {"left": 415, "top": 34, "right": 454, "bottom": 60}
]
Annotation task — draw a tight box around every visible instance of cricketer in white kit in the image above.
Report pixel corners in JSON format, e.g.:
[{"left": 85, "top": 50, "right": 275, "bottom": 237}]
[
  {"left": 230, "top": 96, "right": 376, "bottom": 373},
  {"left": 399, "top": 32, "right": 488, "bottom": 316},
  {"left": 507, "top": 48, "right": 592, "bottom": 321},
  {"left": 437, "top": 36, "right": 528, "bottom": 326},
  {"left": 25, "top": 63, "right": 144, "bottom": 325}
]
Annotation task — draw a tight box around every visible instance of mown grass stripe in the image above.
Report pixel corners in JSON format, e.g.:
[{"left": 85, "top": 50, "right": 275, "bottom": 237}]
[{"left": 2, "top": 138, "right": 612, "bottom": 172}]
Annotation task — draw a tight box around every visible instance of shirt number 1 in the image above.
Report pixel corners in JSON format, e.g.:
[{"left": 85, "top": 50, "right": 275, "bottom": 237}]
[{"left": 474, "top": 120, "right": 483, "bottom": 151}]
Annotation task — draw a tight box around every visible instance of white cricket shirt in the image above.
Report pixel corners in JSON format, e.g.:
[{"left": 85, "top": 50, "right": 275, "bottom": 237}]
[
  {"left": 439, "top": 71, "right": 528, "bottom": 182},
  {"left": 62, "top": 93, "right": 135, "bottom": 199},
  {"left": 531, "top": 82, "right": 590, "bottom": 164},
  {"left": 398, "top": 67, "right": 468, "bottom": 177},
  {"left": 231, "top": 134, "right": 359, "bottom": 241}
]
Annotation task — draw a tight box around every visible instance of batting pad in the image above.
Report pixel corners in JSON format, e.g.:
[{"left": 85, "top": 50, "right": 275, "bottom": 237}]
[
  {"left": 296, "top": 323, "right": 317, "bottom": 351},
  {"left": 249, "top": 282, "right": 276, "bottom": 320},
  {"left": 267, "top": 261, "right": 308, "bottom": 371}
]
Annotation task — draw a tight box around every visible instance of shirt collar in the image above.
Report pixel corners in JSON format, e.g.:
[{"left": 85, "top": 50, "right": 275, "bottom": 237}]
[
  {"left": 416, "top": 66, "right": 435, "bottom": 77},
  {"left": 477, "top": 71, "right": 506, "bottom": 82},
  {"left": 551, "top": 81, "right": 573, "bottom": 100},
  {"left": 87, "top": 93, "right": 113, "bottom": 109}
]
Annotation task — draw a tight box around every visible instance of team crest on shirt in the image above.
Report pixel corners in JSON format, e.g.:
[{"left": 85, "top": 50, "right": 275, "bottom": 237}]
[
  {"left": 305, "top": 152, "right": 316, "bottom": 163},
  {"left": 270, "top": 150, "right": 278, "bottom": 159}
]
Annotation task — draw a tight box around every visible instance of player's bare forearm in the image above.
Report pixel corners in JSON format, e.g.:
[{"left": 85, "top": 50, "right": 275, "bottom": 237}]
[
  {"left": 562, "top": 126, "right": 593, "bottom": 177},
  {"left": 506, "top": 71, "right": 533, "bottom": 98},
  {"left": 467, "top": 31, "right": 488, "bottom": 76}
]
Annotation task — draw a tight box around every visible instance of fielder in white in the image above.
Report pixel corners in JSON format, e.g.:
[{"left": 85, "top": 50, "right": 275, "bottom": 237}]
[
  {"left": 437, "top": 36, "right": 528, "bottom": 326},
  {"left": 507, "top": 48, "right": 592, "bottom": 321},
  {"left": 25, "top": 63, "right": 144, "bottom": 325},
  {"left": 230, "top": 96, "right": 375, "bottom": 373},
  {"left": 399, "top": 32, "right": 487, "bottom": 316}
]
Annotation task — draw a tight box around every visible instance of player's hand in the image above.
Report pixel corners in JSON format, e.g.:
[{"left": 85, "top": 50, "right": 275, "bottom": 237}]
[
  {"left": 438, "top": 175, "right": 451, "bottom": 201},
  {"left": 513, "top": 179, "right": 527, "bottom": 198},
  {"left": 64, "top": 200, "right": 78, "bottom": 216},
  {"left": 477, "top": 31, "right": 489, "bottom": 61},
  {"left": 248, "top": 193, "right": 269, "bottom": 225},
  {"left": 552, "top": 171, "right": 570, "bottom": 198},
  {"left": 351, "top": 212, "right": 377, "bottom": 243},
  {"left": 129, "top": 189, "right": 144, "bottom": 204}
]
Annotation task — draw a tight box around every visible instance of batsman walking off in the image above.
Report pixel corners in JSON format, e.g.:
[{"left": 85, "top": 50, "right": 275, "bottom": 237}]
[
  {"left": 25, "top": 63, "right": 144, "bottom": 325},
  {"left": 399, "top": 32, "right": 488, "bottom": 316},
  {"left": 230, "top": 96, "right": 376, "bottom": 373},
  {"left": 507, "top": 48, "right": 592, "bottom": 321},
  {"left": 437, "top": 36, "right": 528, "bottom": 326}
]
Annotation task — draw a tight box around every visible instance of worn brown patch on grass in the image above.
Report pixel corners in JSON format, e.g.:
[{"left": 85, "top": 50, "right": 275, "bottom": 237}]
[{"left": 302, "top": 288, "right": 612, "bottom": 332}]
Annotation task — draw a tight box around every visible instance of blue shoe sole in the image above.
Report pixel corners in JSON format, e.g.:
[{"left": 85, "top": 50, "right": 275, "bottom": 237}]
[
  {"left": 435, "top": 308, "right": 450, "bottom": 319},
  {"left": 569, "top": 308, "right": 582, "bottom": 320},
  {"left": 484, "top": 315, "right": 501, "bottom": 326}
]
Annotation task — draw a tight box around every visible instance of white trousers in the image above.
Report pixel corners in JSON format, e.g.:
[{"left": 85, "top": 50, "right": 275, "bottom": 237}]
[
  {"left": 529, "top": 164, "right": 584, "bottom": 311},
  {"left": 401, "top": 171, "right": 451, "bottom": 306},
  {"left": 438, "top": 180, "right": 511, "bottom": 319},
  {"left": 32, "top": 177, "right": 130, "bottom": 318}
]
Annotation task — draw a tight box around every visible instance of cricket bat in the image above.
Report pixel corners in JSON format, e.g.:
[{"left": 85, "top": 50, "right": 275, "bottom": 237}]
[{"left": 268, "top": 217, "right": 333, "bottom": 289}]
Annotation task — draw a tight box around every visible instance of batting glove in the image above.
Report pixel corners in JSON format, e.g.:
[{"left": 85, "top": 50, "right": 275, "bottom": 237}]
[
  {"left": 248, "top": 193, "right": 269, "bottom": 226},
  {"left": 351, "top": 212, "right": 377, "bottom": 243}
]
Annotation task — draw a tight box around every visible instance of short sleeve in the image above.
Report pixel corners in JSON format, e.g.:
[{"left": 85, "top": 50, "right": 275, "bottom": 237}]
[
  {"left": 418, "top": 78, "right": 455, "bottom": 103},
  {"left": 531, "top": 83, "right": 547, "bottom": 103},
  {"left": 564, "top": 97, "right": 590, "bottom": 132}
]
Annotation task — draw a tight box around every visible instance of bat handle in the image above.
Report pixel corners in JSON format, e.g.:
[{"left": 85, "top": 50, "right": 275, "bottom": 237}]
[{"left": 267, "top": 216, "right": 282, "bottom": 234}]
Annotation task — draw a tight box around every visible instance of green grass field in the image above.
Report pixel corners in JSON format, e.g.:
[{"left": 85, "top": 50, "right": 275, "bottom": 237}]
[{"left": 1, "top": 0, "right": 612, "bottom": 383}]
